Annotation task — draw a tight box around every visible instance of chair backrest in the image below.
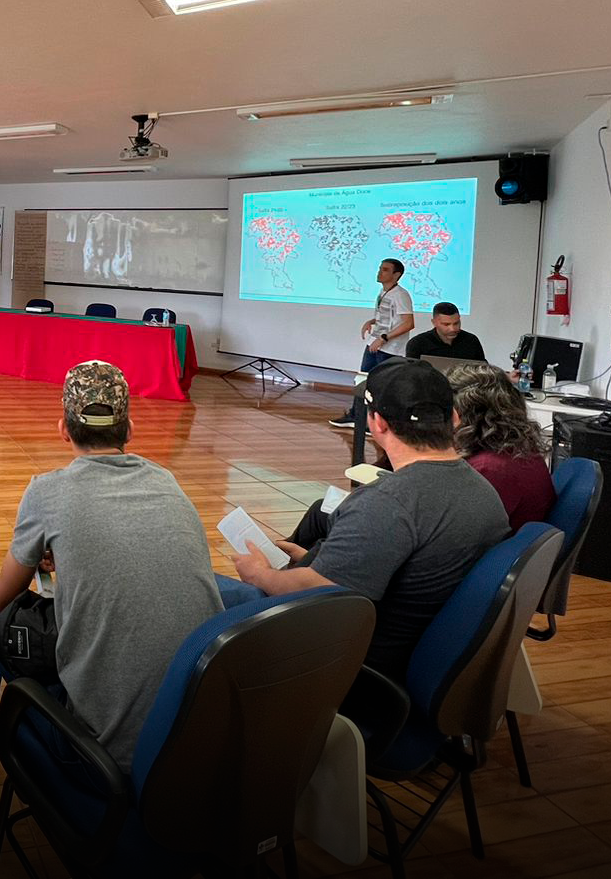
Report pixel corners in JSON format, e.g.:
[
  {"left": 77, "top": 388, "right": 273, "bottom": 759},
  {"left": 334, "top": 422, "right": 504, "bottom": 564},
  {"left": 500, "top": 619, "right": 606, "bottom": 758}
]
[
  {"left": 142, "top": 308, "right": 177, "bottom": 324},
  {"left": 131, "top": 588, "right": 375, "bottom": 867},
  {"left": 538, "top": 457, "right": 603, "bottom": 615},
  {"left": 405, "top": 523, "right": 563, "bottom": 741},
  {"left": 86, "top": 303, "right": 117, "bottom": 318},
  {"left": 26, "top": 298, "right": 54, "bottom": 312}
]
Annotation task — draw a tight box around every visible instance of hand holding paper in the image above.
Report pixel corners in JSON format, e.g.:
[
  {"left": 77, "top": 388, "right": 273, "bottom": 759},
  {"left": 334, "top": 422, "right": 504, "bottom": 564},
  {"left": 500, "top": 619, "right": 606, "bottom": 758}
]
[{"left": 217, "top": 506, "right": 290, "bottom": 569}]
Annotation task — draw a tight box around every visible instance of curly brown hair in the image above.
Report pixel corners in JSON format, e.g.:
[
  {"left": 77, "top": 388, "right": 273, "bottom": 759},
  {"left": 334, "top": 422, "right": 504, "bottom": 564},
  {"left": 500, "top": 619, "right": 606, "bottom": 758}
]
[{"left": 447, "top": 363, "right": 549, "bottom": 458}]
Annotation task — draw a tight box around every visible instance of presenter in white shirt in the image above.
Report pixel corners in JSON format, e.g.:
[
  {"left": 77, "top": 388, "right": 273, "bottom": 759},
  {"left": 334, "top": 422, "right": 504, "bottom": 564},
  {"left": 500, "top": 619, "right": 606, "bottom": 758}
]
[{"left": 329, "top": 258, "right": 414, "bottom": 428}]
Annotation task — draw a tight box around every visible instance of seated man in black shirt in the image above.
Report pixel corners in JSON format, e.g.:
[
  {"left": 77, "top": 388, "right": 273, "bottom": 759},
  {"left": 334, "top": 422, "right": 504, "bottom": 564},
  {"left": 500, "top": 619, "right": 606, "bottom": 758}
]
[{"left": 405, "top": 302, "right": 486, "bottom": 361}]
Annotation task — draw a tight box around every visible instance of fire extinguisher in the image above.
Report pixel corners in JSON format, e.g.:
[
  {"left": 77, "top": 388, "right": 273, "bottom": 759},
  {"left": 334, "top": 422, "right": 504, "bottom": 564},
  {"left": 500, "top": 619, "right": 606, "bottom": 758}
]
[{"left": 546, "top": 255, "right": 570, "bottom": 322}]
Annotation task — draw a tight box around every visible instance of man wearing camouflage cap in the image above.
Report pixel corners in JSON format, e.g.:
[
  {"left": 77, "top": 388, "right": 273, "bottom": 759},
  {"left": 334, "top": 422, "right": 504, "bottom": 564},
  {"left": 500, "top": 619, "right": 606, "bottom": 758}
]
[{"left": 0, "top": 361, "right": 223, "bottom": 771}]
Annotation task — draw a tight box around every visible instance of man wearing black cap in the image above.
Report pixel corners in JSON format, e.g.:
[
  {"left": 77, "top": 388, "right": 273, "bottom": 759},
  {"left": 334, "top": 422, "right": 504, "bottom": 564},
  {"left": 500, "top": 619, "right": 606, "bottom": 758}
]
[{"left": 233, "top": 358, "right": 509, "bottom": 683}]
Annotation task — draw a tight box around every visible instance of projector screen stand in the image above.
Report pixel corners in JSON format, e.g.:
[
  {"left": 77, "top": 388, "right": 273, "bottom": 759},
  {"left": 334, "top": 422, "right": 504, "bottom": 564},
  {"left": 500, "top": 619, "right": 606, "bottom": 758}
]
[{"left": 221, "top": 358, "right": 301, "bottom": 392}]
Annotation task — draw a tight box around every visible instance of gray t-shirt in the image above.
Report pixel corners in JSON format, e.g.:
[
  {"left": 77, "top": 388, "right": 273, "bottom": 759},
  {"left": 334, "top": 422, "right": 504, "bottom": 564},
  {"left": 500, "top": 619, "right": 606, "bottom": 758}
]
[
  {"left": 310, "top": 459, "right": 510, "bottom": 682},
  {"left": 10, "top": 453, "right": 223, "bottom": 771}
]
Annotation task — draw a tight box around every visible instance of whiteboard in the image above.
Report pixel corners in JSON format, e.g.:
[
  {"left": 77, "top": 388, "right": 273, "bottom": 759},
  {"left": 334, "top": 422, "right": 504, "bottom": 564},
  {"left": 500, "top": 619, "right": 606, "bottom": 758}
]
[{"left": 45, "top": 209, "right": 228, "bottom": 294}]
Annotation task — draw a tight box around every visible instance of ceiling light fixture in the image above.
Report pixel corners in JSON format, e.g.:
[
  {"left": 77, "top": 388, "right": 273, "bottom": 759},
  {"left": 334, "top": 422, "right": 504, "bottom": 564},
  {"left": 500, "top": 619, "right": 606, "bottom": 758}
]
[
  {"left": 53, "top": 165, "right": 158, "bottom": 176},
  {"left": 167, "top": 0, "right": 260, "bottom": 13},
  {"left": 289, "top": 154, "right": 438, "bottom": 169},
  {"left": 0, "top": 123, "right": 69, "bottom": 140},
  {"left": 237, "top": 94, "right": 452, "bottom": 121}
]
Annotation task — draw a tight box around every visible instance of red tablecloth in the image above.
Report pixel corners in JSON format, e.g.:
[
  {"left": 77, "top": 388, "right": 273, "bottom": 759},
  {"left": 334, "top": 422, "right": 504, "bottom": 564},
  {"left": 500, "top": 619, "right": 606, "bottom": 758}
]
[{"left": 0, "top": 311, "right": 199, "bottom": 401}]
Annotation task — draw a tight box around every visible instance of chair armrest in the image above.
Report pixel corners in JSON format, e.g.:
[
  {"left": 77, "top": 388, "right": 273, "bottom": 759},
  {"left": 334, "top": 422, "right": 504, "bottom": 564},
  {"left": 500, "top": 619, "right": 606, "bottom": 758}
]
[
  {"left": 0, "top": 677, "right": 129, "bottom": 865},
  {"left": 340, "top": 665, "right": 410, "bottom": 765}
]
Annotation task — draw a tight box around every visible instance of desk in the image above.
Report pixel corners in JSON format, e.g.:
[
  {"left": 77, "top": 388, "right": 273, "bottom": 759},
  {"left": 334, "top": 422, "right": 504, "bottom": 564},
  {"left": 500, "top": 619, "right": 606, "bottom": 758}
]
[
  {"left": 526, "top": 395, "right": 603, "bottom": 433},
  {"left": 0, "top": 309, "right": 199, "bottom": 401}
]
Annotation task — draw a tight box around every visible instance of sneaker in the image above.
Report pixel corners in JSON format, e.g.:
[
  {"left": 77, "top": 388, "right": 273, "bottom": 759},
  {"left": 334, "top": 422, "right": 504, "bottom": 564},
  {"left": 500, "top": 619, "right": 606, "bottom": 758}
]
[{"left": 328, "top": 412, "right": 355, "bottom": 428}]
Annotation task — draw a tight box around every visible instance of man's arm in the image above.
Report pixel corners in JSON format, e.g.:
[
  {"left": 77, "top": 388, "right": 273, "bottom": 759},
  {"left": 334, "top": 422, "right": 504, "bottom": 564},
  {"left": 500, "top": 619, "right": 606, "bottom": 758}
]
[
  {"left": 361, "top": 318, "right": 376, "bottom": 339},
  {"left": 388, "top": 314, "right": 415, "bottom": 338},
  {"left": 0, "top": 551, "right": 37, "bottom": 611},
  {"left": 369, "top": 315, "right": 415, "bottom": 352},
  {"left": 233, "top": 542, "right": 335, "bottom": 595}
]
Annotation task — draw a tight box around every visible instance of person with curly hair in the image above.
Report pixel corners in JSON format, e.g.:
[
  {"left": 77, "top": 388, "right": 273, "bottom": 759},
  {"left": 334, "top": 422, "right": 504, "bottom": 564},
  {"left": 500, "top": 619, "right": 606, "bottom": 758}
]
[{"left": 447, "top": 362, "right": 556, "bottom": 532}]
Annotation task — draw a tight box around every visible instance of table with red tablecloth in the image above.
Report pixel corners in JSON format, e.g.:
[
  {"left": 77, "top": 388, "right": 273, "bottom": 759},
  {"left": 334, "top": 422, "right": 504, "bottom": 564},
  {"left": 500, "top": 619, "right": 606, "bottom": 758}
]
[{"left": 0, "top": 309, "right": 199, "bottom": 401}]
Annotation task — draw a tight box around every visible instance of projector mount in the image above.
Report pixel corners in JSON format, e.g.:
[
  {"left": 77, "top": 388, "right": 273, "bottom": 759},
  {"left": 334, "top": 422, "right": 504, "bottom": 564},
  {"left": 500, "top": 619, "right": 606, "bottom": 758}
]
[{"left": 120, "top": 114, "right": 168, "bottom": 161}]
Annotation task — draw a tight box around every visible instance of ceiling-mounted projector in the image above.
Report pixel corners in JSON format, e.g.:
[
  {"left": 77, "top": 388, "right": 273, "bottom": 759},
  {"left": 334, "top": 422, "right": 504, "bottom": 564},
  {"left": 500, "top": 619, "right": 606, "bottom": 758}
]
[
  {"left": 120, "top": 143, "right": 168, "bottom": 161},
  {"left": 120, "top": 113, "right": 168, "bottom": 162}
]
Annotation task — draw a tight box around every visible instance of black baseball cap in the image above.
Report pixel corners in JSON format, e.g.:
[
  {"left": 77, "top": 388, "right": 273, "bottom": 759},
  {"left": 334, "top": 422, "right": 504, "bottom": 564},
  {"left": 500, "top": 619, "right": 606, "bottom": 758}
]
[{"left": 356, "top": 357, "right": 454, "bottom": 424}]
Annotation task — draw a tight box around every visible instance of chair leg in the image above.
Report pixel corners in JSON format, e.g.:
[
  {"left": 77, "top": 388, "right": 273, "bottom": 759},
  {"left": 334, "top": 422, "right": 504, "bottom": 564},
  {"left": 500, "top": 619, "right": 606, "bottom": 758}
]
[
  {"left": 282, "top": 842, "right": 299, "bottom": 879},
  {"left": 459, "top": 770, "right": 484, "bottom": 859},
  {"left": 527, "top": 613, "right": 557, "bottom": 642},
  {"left": 505, "top": 710, "right": 532, "bottom": 788},
  {"left": 366, "top": 779, "right": 406, "bottom": 879},
  {"left": 0, "top": 776, "right": 14, "bottom": 851},
  {"left": 6, "top": 807, "right": 44, "bottom": 879}
]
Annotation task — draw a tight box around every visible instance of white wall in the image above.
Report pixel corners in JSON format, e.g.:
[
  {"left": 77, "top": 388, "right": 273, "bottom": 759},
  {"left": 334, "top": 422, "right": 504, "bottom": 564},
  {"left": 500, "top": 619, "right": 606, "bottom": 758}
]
[{"left": 536, "top": 102, "right": 611, "bottom": 396}]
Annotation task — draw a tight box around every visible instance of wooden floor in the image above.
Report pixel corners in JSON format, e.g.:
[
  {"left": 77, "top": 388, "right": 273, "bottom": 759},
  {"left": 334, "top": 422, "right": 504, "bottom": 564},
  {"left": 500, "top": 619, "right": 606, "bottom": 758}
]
[{"left": 1, "top": 371, "right": 610, "bottom": 879}]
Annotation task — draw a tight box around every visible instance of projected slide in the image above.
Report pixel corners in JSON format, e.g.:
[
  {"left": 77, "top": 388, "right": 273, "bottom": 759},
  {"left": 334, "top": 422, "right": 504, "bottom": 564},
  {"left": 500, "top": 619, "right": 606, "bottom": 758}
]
[{"left": 240, "top": 177, "right": 477, "bottom": 313}]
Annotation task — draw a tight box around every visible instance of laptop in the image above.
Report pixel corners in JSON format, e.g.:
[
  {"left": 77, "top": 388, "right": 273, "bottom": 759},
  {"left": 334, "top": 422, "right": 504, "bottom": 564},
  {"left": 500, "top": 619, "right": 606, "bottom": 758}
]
[{"left": 421, "top": 354, "right": 487, "bottom": 374}]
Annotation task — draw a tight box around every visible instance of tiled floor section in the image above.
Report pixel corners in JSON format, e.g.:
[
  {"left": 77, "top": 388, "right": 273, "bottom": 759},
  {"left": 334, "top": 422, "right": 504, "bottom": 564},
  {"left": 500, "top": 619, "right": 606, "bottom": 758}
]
[{"left": 0, "top": 372, "right": 610, "bottom": 878}]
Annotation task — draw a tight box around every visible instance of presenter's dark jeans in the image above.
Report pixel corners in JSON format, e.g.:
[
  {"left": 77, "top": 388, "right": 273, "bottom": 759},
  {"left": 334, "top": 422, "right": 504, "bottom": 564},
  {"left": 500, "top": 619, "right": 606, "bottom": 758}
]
[{"left": 347, "top": 347, "right": 394, "bottom": 417}]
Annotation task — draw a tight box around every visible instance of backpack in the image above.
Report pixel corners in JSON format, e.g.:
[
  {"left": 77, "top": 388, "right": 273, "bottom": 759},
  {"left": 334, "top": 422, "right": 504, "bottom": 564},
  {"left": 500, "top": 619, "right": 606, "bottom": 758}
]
[{"left": 0, "top": 590, "right": 59, "bottom": 685}]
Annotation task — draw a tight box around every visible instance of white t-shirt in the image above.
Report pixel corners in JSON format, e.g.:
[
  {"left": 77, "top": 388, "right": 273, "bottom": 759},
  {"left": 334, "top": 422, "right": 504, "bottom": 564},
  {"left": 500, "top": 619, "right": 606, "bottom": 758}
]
[{"left": 373, "top": 284, "right": 414, "bottom": 356}]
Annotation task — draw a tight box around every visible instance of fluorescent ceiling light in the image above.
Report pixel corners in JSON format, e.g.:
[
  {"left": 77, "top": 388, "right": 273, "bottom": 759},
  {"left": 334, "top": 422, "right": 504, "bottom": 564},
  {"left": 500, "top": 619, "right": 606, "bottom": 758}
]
[
  {"left": 53, "top": 165, "right": 158, "bottom": 176},
  {"left": 0, "top": 123, "right": 68, "bottom": 140},
  {"left": 237, "top": 94, "right": 453, "bottom": 121},
  {"left": 290, "top": 154, "right": 438, "bottom": 169},
  {"left": 165, "top": 0, "right": 260, "bottom": 13}
]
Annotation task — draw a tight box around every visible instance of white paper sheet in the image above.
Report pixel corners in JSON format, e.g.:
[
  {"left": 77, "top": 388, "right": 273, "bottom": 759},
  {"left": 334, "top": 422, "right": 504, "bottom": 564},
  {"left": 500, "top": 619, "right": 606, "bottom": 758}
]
[
  {"left": 217, "top": 506, "right": 290, "bottom": 569},
  {"left": 320, "top": 485, "right": 350, "bottom": 514}
]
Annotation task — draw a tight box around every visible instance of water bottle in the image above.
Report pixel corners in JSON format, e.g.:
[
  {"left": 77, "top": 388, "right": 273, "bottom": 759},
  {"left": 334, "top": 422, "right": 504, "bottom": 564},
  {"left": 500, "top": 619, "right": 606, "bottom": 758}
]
[
  {"left": 517, "top": 360, "right": 533, "bottom": 393},
  {"left": 162, "top": 308, "right": 170, "bottom": 327},
  {"left": 542, "top": 363, "right": 558, "bottom": 391}
]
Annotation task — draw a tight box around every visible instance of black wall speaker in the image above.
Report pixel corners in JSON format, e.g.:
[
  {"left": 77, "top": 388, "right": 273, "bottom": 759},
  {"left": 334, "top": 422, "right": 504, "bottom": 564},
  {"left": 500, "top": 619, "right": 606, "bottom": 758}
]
[{"left": 495, "top": 154, "right": 549, "bottom": 204}]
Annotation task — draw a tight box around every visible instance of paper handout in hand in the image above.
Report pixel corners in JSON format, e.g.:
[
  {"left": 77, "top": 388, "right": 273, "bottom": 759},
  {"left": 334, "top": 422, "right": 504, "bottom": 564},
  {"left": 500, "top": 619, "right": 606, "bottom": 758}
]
[{"left": 217, "top": 506, "right": 290, "bottom": 569}]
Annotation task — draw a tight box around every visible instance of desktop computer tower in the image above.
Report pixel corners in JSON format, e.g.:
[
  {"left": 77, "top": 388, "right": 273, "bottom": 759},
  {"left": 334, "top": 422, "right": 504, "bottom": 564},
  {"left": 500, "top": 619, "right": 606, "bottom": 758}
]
[{"left": 552, "top": 413, "right": 611, "bottom": 581}]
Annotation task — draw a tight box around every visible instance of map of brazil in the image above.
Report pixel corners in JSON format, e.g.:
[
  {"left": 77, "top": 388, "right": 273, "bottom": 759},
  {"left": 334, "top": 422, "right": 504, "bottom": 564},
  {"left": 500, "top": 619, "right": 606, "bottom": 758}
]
[{"left": 240, "top": 177, "right": 477, "bottom": 312}]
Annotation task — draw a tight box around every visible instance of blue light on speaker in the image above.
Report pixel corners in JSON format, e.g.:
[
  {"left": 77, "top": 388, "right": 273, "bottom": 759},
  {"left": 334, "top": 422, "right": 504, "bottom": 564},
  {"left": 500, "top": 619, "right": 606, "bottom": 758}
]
[{"left": 501, "top": 179, "right": 520, "bottom": 196}]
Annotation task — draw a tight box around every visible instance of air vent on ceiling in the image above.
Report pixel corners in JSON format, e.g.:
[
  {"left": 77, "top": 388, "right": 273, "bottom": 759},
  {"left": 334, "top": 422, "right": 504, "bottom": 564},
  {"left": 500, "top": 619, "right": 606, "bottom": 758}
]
[{"left": 137, "top": 0, "right": 173, "bottom": 18}]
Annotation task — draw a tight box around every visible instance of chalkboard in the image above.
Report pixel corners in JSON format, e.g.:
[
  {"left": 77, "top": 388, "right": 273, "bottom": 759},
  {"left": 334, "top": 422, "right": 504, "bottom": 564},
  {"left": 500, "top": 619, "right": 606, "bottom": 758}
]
[{"left": 44, "top": 208, "right": 228, "bottom": 295}]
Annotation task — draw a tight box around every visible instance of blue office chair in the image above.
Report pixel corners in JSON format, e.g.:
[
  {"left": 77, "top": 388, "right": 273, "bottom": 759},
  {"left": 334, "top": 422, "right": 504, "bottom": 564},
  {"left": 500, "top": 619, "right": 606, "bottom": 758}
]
[
  {"left": 25, "top": 298, "right": 54, "bottom": 312},
  {"left": 142, "top": 308, "right": 176, "bottom": 324},
  {"left": 503, "top": 457, "right": 603, "bottom": 788},
  {"left": 342, "top": 523, "right": 563, "bottom": 879},
  {"left": 0, "top": 588, "right": 375, "bottom": 879},
  {"left": 86, "top": 303, "right": 117, "bottom": 318},
  {"left": 528, "top": 456, "right": 603, "bottom": 641}
]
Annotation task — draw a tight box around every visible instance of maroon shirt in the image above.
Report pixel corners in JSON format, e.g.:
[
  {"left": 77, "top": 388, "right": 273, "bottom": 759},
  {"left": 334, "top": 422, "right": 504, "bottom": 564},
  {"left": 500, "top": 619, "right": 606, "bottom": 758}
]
[{"left": 468, "top": 451, "right": 556, "bottom": 533}]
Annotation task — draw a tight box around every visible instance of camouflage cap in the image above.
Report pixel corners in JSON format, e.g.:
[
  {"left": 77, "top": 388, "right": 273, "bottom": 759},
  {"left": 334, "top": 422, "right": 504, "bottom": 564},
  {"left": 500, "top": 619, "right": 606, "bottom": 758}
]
[{"left": 63, "top": 361, "right": 129, "bottom": 426}]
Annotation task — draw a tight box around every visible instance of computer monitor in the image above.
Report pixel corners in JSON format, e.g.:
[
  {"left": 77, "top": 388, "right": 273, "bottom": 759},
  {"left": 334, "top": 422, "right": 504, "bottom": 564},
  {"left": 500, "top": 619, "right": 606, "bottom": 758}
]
[{"left": 512, "top": 335, "right": 583, "bottom": 388}]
